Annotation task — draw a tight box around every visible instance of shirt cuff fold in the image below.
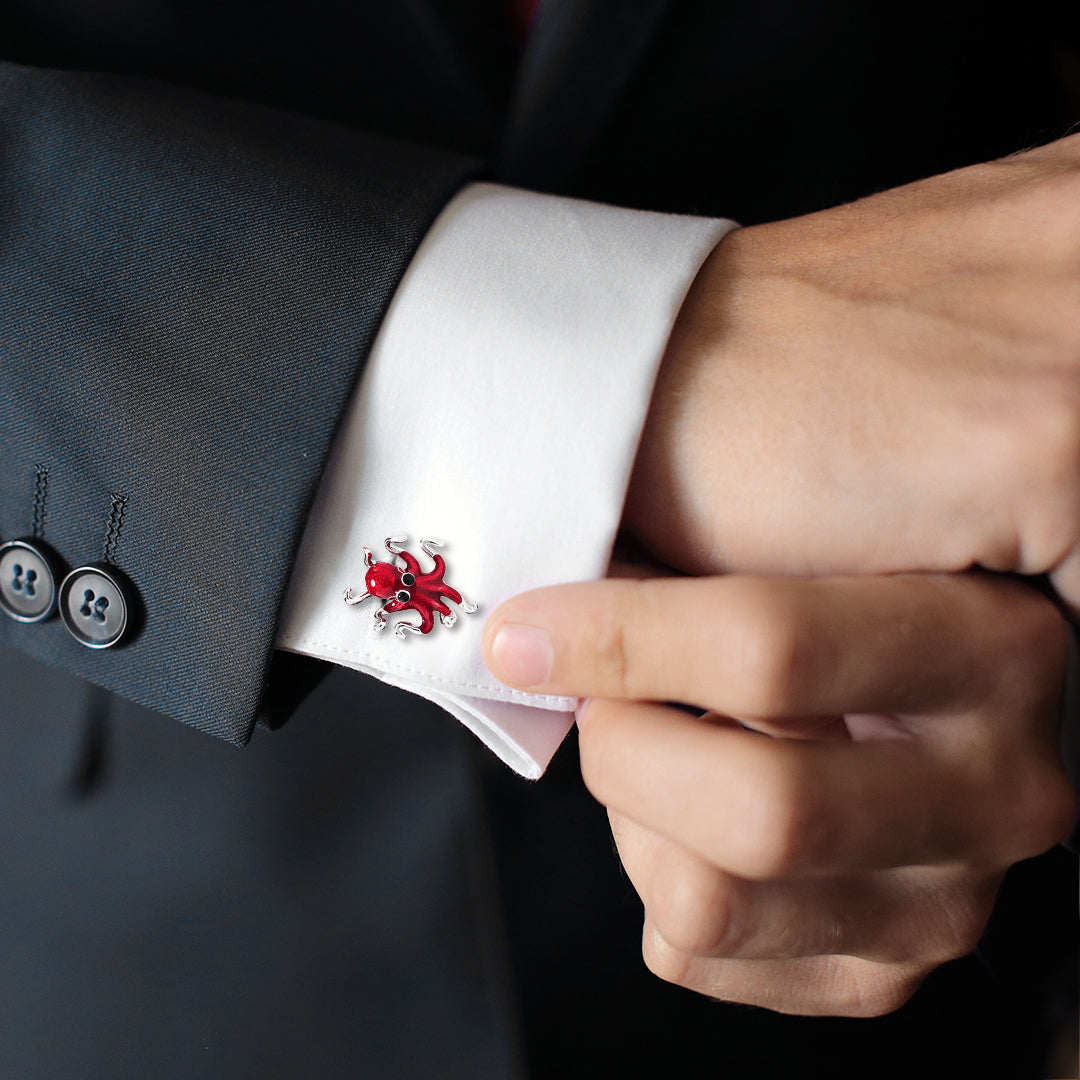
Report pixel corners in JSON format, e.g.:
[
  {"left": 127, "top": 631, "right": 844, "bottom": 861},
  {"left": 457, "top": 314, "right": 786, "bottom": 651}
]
[{"left": 277, "top": 182, "right": 736, "bottom": 777}]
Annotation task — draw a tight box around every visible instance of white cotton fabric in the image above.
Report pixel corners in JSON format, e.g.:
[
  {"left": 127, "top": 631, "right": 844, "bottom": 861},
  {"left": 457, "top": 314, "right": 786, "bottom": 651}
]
[{"left": 276, "top": 182, "right": 735, "bottom": 778}]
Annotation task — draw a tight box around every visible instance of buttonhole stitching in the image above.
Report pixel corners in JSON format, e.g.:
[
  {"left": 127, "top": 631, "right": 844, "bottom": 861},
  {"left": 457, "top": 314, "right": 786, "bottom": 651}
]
[{"left": 103, "top": 493, "right": 126, "bottom": 565}]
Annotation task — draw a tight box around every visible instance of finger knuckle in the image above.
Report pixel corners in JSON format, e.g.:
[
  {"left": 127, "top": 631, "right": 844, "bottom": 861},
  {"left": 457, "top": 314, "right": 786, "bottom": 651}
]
[
  {"left": 937, "top": 913, "right": 991, "bottom": 964},
  {"left": 641, "top": 922, "right": 693, "bottom": 988},
  {"left": 1021, "top": 592, "right": 1070, "bottom": 660},
  {"left": 982, "top": 740, "right": 1076, "bottom": 860},
  {"left": 969, "top": 749, "right": 1075, "bottom": 867},
  {"left": 584, "top": 601, "right": 635, "bottom": 700},
  {"left": 919, "top": 882, "right": 996, "bottom": 964},
  {"left": 648, "top": 871, "right": 735, "bottom": 956},
  {"left": 728, "top": 584, "right": 818, "bottom": 716},
  {"left": 1017, "top": 765, "right": 1077, "bottom": 854},
  {"left": 733, "top": 751, "right": 820, "bottom": 879},
  {"left": 985, "top": 589, "right": 1068, "bottom": 702}
]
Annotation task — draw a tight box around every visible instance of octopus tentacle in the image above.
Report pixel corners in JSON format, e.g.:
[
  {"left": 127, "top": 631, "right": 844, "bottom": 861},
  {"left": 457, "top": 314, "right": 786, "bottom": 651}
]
[
  {"left": 436, "top": 582, "right": 463, "bottom": 605},
  {"left": 398, "top": 550, "right": 422, "bottom": 576},
  {"left": 418, "top": 554, "right": 446, "bottom": 582},
  {"left": 414, "top": 605, "right": 436, "bottom": 633}
]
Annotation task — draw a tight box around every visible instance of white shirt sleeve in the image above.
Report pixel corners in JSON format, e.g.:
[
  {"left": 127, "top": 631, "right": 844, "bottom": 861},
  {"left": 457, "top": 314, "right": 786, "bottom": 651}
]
[{"left": 275, "top": 182, "right": 736, "bottom": 778}]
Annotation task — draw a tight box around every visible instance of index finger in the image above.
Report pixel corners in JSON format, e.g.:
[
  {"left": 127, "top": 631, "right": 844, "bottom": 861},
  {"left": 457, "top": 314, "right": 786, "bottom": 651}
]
[{"left": 576, "top": 698, "right": 1074, "bottom": 877}]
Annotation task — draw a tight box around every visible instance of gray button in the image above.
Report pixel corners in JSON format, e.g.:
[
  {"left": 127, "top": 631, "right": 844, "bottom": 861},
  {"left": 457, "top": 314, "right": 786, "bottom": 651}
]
[
  {"left": 59, "top": 565, "right": 130, "bottom": 649},
  {"left": 0, "top": 539, "right": 58, "bottom": 623}
]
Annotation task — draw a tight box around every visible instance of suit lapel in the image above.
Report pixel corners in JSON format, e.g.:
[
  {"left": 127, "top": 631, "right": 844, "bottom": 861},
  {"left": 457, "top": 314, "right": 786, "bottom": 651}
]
[{"left": 499, "top": 0, "right": 675, "bottom": 188}]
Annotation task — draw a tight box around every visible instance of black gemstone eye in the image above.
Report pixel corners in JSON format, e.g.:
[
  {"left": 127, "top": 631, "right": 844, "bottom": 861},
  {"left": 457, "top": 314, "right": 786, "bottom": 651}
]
[
  {"left": 396, "top": 589, "right": 411, "bottom": 603},
  {"left": 400, "top": 573, "right": 416, "bottom": 587}
]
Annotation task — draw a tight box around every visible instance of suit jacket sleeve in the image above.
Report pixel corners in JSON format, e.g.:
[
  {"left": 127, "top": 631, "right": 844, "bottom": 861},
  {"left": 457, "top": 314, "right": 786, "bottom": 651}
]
[{"left": 0, "top": 61, "right": 478, "bottom": 745}]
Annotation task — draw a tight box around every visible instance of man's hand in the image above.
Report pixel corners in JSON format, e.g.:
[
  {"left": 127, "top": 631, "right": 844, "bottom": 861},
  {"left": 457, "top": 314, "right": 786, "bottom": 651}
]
[
  {"left": 483, "top": 573, "right": 1076, "bottom": 1015},
  {"left": 626, "top": 134, "right": 1080, "bottom": 612}
]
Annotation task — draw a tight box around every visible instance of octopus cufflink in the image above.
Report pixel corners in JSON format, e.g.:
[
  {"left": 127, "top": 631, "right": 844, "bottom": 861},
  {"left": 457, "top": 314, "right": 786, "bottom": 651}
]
[{"left": 343, "top": 535, "right": 478, "bottom": 638}]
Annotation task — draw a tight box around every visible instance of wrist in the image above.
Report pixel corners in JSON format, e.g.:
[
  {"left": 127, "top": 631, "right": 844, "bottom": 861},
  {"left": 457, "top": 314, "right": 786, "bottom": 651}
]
[{"left": 624, "top": 228, "right": 742, "bottom": 574}]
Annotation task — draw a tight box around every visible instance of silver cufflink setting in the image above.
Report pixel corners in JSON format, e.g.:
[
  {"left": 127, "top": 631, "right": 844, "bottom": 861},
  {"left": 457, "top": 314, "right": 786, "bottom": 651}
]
[{"left": 344, "top": 535, "right": 477, "bottom": 638}]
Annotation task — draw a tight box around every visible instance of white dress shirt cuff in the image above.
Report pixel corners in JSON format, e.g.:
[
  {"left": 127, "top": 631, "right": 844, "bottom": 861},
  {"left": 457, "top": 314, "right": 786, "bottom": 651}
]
[{"left": 276, "top": 182, "right": 736, "bottom": 778}]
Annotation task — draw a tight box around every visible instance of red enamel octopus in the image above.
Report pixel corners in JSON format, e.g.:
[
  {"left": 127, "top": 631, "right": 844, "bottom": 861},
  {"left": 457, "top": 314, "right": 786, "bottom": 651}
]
[{"left": 343, "top": 535, "right": 477, "bottom": 637}]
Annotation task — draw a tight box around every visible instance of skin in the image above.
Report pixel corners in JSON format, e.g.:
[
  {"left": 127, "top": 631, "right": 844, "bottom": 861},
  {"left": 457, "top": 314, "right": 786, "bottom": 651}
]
[
  {"left": 625, "top": 133, "right": 1080, "bottom": 613},
  {"left": 484, "top": 135, "right": 1080, "bottom": 1016},
  {"left": 483, "top": 573, "right": 1076, "bottom": 1015}
]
